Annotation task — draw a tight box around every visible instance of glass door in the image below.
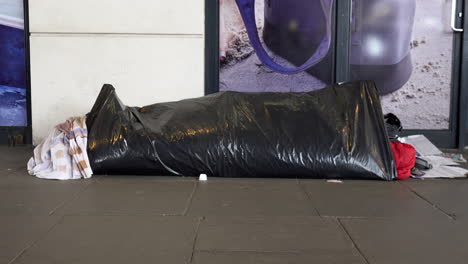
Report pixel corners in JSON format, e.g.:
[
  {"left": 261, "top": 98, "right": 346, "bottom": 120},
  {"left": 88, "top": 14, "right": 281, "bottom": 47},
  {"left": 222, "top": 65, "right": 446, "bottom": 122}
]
[
  {"left": 204, "top": 0, "right": 466, "bottom": 147},
  {"left": 348, "top": 0, "right": 464, "bottom": 146}
]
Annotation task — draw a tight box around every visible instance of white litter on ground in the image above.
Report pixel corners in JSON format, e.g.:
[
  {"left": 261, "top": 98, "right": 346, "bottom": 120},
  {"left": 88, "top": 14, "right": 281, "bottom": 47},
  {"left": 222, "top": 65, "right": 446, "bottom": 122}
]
[
  {"left": 327, "top": 180, "right": 343, "bottom": 184},
  {"left": 199, "top": 174, "right": 208, "bottom": 181}
]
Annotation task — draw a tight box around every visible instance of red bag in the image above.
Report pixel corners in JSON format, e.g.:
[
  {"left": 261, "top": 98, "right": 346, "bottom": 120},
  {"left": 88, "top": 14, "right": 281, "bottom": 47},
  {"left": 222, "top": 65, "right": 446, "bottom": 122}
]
[{"left": 390, "top": 142, "right": 416, "bottom": 180}]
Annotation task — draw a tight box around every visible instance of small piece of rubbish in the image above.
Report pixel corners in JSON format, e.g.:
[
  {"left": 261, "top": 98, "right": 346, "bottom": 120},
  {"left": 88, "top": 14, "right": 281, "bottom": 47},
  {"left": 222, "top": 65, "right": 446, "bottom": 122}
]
[
  {"left": 327, "top": 180, "right": 343, "bottom": 184},
  {"left": 199, "top": 174, "right": 208, "bottom": 181},
  {"left": 441, "top": 153, "right": 467, "bottom": 163}
]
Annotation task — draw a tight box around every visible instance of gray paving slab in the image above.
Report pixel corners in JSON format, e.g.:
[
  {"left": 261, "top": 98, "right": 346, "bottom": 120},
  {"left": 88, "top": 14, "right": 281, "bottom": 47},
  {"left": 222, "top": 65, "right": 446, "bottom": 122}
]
[
  {"left": 187, "top": 179, "right": 316, "bottom": 216},
  {"left": 0, "top": 171, "right": 91, "bottom": 216},
  {"left": 340, "top": 217, "right": 468, "bottom": 264},
  {"left": 56, "top": 178, "right": 196, "bottom": 216},
  {"left": 193, "top": 251, "right": 365, "bottom": 264},
  {"left": 12, "top": 216, "right": 199, "bottom": 264},
  {"left": 300, "top": 180, "right": 449, "bottom": 218},
  {"left": 93, "top": 175, "right": 195, "bottom": 183},
  {"left": 0, "top": 169, "right": 92, "bottom": 189},
  {"left": 1, "top": 216, "right": 60, "bottom": 264},
  {"left": 3, "top": 146, "right": 468, "bottom": 264},
  {"left": 402, "top": 179, "right": 468, "bottom": 219},
  {"left": 0, "top": 146, "right": 33, "bottom": 174},
  {"left": 196, "top": 216, "right": 364, "bottom": 260}
]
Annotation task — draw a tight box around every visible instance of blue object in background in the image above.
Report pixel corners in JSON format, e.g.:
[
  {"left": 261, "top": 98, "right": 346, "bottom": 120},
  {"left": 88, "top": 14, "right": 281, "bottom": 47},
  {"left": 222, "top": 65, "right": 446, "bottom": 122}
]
[
  {"left": 0, "top": 0, "right": 28, "bottom": 127},
  {"left": 0, "top": 85, "right": 27, "bottom": 126},
  {"left": 0, "top": 24, "right": 26, "bottom": 89}
]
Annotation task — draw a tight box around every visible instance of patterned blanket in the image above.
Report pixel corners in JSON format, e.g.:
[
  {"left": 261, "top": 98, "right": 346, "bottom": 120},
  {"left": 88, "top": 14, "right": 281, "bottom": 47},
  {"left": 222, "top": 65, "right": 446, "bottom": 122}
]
[{"left": 27, "top": 116, "right": 93, "bottom": 180}]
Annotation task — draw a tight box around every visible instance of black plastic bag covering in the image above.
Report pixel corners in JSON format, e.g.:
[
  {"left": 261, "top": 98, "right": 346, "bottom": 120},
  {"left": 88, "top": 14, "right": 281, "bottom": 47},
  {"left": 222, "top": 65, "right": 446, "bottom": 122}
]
[{"left": 86, "top": 81, "right": 396, "bottom": 180}]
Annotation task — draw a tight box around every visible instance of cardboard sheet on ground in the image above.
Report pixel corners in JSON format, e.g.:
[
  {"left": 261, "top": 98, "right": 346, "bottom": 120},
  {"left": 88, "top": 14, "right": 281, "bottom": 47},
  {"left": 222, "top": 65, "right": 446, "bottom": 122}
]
[
  {"left": 400, "top": 135, "right": 443, "bottom": 156},
  {"left": 423, "top": 155, "right": 459, "bottom": 167},
  {"left": 420, "top": 166, "right": 468, "bottom": 179},
  {"left": 400, "top": 135, "right": 468, "bottom": 179}
]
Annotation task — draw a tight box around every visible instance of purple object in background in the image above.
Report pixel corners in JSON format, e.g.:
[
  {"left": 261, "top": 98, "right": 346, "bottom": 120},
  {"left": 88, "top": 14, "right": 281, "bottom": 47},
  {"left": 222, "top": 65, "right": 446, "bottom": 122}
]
[
  {"left": 235, "top": 0, "right": 333, "bottom": 74},
  {"left": 235, "top": 0, "right": 416, "bottom": 95}
]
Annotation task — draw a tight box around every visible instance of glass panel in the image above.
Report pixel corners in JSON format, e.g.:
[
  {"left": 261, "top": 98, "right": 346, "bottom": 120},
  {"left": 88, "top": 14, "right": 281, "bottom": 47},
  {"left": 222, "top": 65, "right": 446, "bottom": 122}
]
[
  {"left": 350, "top": 0, "right": 454, "bottom": 129},
  {"left": 0, "top": 0, "right": 27, "bottom": 126},
  {"left": 219, "top": 0, "right": 335, "bottom": 92}
]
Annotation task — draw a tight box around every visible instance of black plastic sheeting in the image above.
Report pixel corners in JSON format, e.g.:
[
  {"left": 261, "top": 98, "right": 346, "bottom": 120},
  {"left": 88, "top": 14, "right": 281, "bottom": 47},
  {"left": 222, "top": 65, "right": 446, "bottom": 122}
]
[{"left": 86, "top": 81, "right": 396, "bottom": 180}]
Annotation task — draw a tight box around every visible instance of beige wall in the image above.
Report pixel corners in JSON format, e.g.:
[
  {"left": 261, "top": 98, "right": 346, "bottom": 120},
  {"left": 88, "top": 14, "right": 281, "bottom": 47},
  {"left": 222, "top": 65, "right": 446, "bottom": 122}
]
[{"left": 29, "top": 0, "right": 205, "bottom": 143}]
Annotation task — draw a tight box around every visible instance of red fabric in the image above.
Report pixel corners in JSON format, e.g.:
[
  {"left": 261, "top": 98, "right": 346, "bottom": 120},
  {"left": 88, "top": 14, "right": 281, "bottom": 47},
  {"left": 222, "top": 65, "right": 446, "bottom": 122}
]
[{"left": 390, "top": 142, "right": 416, "bottom": 180}]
